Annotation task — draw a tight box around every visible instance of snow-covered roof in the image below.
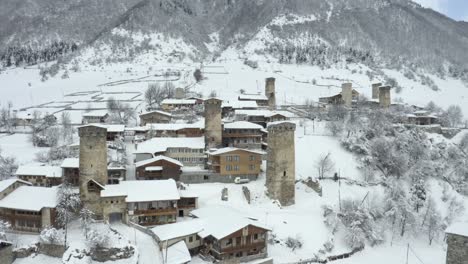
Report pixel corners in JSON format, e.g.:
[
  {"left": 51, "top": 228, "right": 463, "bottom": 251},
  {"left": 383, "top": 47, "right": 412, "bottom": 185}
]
[
  {"left": 224, "top": 121, "right": 263, "bottom": 130},
  {"left": 238, "top": 94, "right": 268, "bottom": 101},
  {"left": 16, "top": 165, "right": 62, "bottom": 178},
  {"left": 135, "top": 155, "right": 184, "bottom": 168},
  {"left": 82, "top": 110, "right": 108, "bottom": 117},
  {"left": 140, "top": 110, "right": 173, "bottom": 117},
  {"left": 446, "top": 222, "right": 468, "bottom": 237},
  {"left": 208, "top": 147, "right": 265, "bottom": 156},
  {"left": 146, "top": 121, "right": 203, "bottom": 131},
  {"left": 0, "top": 178, "right": 31, "bottom": 193},
  {"left": 102, "top": 124, "right": 125, "bottom": 133},
  {"left": 134, "top": 137, "right": 205, "bottom": 154},
  {"left": 100, "top": 179, "right": 180, "bottom": 202},
  {"left": 222, "top": 100, "right": 258, "bottom": 109},
  {"left": 191, "top": 206, "right": 270, "bottom": 240},
  {"left": 151, "top": 219, "right": 204, "bottom": 241},
  {"left": 61, "top": 158, "right": 79, "bottom": 168},
  {"left": 235, "top": 109, "right": 293, "bottom": 118},
  {"left": 179, "top": 189, "right": 198, "bottom": 198},
  {"left": 145, "top": 166, "right": 163, "bottom": 171},
  {"left": 164, "top": 241, "right": 191, "bottom": 264},
  {"left": 0, "top": 186, "right": 58, "bottom": 211},
  {"left": 161, "top": 99, "right": 196, "bottom": 105}
]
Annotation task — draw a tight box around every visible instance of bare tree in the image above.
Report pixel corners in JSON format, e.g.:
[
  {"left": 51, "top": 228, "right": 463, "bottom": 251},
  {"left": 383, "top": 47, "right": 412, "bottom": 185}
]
[
  {"left": 316, "top": 153, "right": 335, "bottom": 179},
  {"left": 209, "top": 90, "right": 217, "bottom": 98},
  {"left": 0, "top": 147, "right": 18, "bottom": 180},
  {"left": 107, "top": 97, "right": 136, "bottom": 125},
  {"left": 193, "top": 69, "right": 203, "bottom": 82}
]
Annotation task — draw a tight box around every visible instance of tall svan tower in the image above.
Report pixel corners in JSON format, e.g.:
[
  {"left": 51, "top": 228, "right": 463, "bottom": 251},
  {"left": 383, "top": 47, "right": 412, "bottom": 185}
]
[
  {"left": 265, "top": 77, "right": 276, "bottom": 110},
  {"left": 266, "top": 121, "right": 296, "bottom": 206},
  {"left": 204, "top": 98, "right": 222, "bottom": 149},
  {"left": 79, "top": 125, "right": 108, "bottom": 217}
]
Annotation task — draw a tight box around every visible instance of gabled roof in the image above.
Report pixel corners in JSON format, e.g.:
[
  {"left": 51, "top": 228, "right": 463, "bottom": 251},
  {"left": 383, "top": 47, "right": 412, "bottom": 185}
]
[
  {"left": 140, "top": 110, "right": 173, "bottom": 117},
  {"left": 161, "top": 99, "right": 196, "bottom": 105},
  {"left": 151, "top": 219, "right": 204, "bottom": 241},
  {"left": 208, "top": 147, "right": 264, "bottom": 156},
  {"left": 165, "top": 241, "right": 191, "bottom": 264},
  {"left": 61, "top": 158, "right": 79, "bottom": 168},
  {"left": 222, "top": 100, "right": 258, "bottom": 109},
  {"left": 224, "top": 121, "right": 263, "bottom": 130},
  {"left": 101, "top": 124, "right": 125, "bottom": 133},
  {"left": 0, "top": 186, "right": 58, "bottom": 211},
  {"left": 134, "top": 137, "right": 205, "bottom": 154},
  {"left": 16, "top": 165, "right": 62, "bottom": 178},
  {"left": 191, "top": 206, "right": 270, "bottom": 240},
  {"left": 135, "top": 155, "right": 184, "bottom": 168},
  {"left": 0, "top": 178, "right": 31, "bottom": 193},
  {"left": 100, "top": 179, "right": 180, "bottom": 202}
]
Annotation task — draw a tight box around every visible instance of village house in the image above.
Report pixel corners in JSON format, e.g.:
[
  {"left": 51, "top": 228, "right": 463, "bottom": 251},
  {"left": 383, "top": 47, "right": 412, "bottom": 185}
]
[
  {"left": 102, "top": 124, "right": 125, "bottom": 141},
  {"left": 146, "top": 122, "right": 204, "bottom": 138},
  {"left": 61, "top": 158, "right": 126, "bottom": 186},
  {"left": 222, "top": 121, "right": 265, "bottom": 149},
  {"left": 0, "top": 179, "right": 31, "bottom": 199},
  {"left": 222, "top": 100, "right": 258, "bottom": 118},
  {"left": 151, "top": 219, "right": 204, "bottom": 253},
  {"left": 238, "top": 94, "right": 269, "bottom": 107},
  {"left": 81, "top": 110, "right": 109, "bottom": 124},
  {"left": 100, "top": 179, "right": 182, "bottom": 226},
  {"left": 135, "top": 156, "right": 183, "bottom": 181},
  {"left": 406, "top": 110, "right": 439, "bottom": 126},
  {"left": 318, "top": 89, "right": 360, "bottom": 105},
  {"left": 139, "top": 110, "right": 173, "bottom": 126},
  {"left": 445, "top": 222, "right": 468, "bottom": 264},
  {"left": 178, "top": 189, "right": 198, "bottom": 217},
  {"left": 15, "top": 165, "right": 63, "bottom": 187},
  {"left": 234, "top": 109, "right": 292, "bottom": 128},
  {"left": 191, "top": 206, "right": 270, "bottom": 262},
  {"left": 207, "top": 148, "right": 263, "bottom": 182},
  {"left": 134, "top": 137, "right": 206, "bottom": 166},
  {"left": 164, "top": 241, "right": 192, "bottom": 264},
  {"left": 0, "top": 186, "right": 58, "bottom": 232},
  {"left": 161, "top": 99, "right": 197, "bottom": 111}
]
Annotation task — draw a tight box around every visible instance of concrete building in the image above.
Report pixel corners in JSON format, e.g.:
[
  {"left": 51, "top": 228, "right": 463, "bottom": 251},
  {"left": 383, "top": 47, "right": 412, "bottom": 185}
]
[
  {"left": 204, "top": 98, "right": 223, "bottom": 149},
  {"left": 222, "top": 121, "right": 264, "bottom": 149},
  {"left": 0, "top": 186, "right": 58, "bottom": 232},
  {"left": 379, "top": 86, "right": 391, "bottom": 108},
  {"left": 207, "top": 148, "right": 263, "bottom": 182},
  {"left": 265, "top": 78, "right": 276, "bottom": 110},
  {"left": 446, "top": 222, "right": 468, "bottom": 264},
  {"left": 139, "top": 110, "right": 172, "bottom": 126},
  {"left": 15, "top": 165, "right": 62, "bottom": 187},
  {"left": 265, "top": 122, "right": 296, "bottom": 206},
  {"left": 134, "top": 137, "right": 205, "bottom": 166},
  {"left": 79, "top": 125, "right": 108, "bottom": 218},
  {"left": 0, "top": 179, "right": 31, "bottom": 199},
  {"left": 372, "top": 83, "right": 382, "bottom": 99}
]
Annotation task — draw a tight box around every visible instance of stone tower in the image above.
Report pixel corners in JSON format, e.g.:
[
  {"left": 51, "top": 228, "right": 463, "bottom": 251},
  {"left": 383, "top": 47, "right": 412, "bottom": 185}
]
[
  {"left": 379, "top": 86, "right": 391, "bottom": 108},
  {"left": 265, "top": 77, "right": 276, "bottom": 110},
  {"left": 204, "top": 98, "right": 222, "bottom": 149},
  {"left": 341, "top": 83, "right": 353, "bottom": 107},
  {"left": 372, "top": 83, "right": 382, "bottom": 99},
  {"left": 266, "top": 121, "right": 296, "bottom": 206},
  {"left": 175, "top": 87, "right": 185, "bottom": 99},
  {"left": 79, "top": 125, "right": 108, "bottom": 217}
]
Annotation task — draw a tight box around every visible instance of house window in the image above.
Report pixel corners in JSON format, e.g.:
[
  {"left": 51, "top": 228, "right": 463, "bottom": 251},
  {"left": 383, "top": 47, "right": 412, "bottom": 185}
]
[
  {"left": 283, "top": 171, "right": 286, "bottom": 177},
  {"left": 234, "top": 165, "right": 239, "bottom": 171},
  {"left": 189, "top": 236, "right": 193, "bottom": 242},
  {"left": 226, "top": 238, "right": 233, "bottom": 246},
  {"left": 234, "top": 155, "right": 239, "bottom": 161},
  {"left": 249, "top": 155, "right": 255, "bottom": 161},
  {"left": 204, "top": 175, "right": 209, "bottom": 181},
  {"left": 254, "top": 234, "right": 258, "bottom": 240},
  {"left": 226, "top": 156, "right": 232, "bottom": 162},
  {"left": 226, "top": 165, "right": 232, "bottom": 171},
  {"left": 249, "top": 165, "right": 255, "bottom": 170}
]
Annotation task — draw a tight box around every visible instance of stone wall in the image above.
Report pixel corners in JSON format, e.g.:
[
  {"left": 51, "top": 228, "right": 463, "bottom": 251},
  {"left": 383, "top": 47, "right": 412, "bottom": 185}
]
[
  {"left": 38, "top": 243, "right": 66, "bottom": 258},
  {"left": 341, "top": 83, "right": 352, "bottom": 107},
  {"left": 0, "top": 242, "right": 13, "bottom": 264},
  {"left": 446, "top": 234, "right": 468, "bottom": 264},
  {"left": 372, "top": 83, "right": 382, "bottom": 99},
  {"left": 266, "top": 122, "right": 296, "bottom": 206},
  {"left": 265, "top": 77, "right": 276, "bottom": 110},
  {"left": 379, "top": 86, "right": 391, "bottom": 108}
]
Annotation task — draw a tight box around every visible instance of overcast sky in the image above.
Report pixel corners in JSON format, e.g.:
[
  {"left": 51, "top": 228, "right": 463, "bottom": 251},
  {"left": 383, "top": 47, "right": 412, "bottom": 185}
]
[{"left": 413, "top": 0, "right": 468, "bottom": 21}]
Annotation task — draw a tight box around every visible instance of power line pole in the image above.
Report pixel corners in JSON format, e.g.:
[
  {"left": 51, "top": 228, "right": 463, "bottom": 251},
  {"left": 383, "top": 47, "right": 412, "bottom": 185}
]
[{"left": 406, "top": 243, "right": 410, "bottom": 264}]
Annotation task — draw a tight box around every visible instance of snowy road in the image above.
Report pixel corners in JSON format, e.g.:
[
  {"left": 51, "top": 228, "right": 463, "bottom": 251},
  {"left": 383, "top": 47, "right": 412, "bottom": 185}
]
[{"left": 112, "top": 223, "right": 163, "bottom": 264}]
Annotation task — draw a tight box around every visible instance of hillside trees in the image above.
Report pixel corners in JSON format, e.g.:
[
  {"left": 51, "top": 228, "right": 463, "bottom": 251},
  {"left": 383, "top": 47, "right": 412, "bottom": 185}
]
[
  {"left": 107, "top": 97, "right": 135, "bottom": 125},
  {"left": 145, "top": 82, "right": 176, "bottom": 109}
]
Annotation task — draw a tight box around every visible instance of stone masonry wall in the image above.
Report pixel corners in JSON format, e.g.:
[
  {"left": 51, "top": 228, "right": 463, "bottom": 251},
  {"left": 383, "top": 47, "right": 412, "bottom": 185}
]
[{"left": 446, "top": 234, "right": 468, "bottom": 264}]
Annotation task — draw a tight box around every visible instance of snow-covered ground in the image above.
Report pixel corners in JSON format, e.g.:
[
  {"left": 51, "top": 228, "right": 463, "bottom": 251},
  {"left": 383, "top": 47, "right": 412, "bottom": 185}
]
[{"left": 0, "top": 133, "right": 49, "bottom": 164}]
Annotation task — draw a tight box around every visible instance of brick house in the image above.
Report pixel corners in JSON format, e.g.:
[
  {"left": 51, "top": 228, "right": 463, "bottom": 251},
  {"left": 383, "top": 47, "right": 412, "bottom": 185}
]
[
  {"left": 207, "top": 148, "right": 263, "bottom": 182},
  {"left": 135, "top": 156, "right": 184, "bottom": 181}
]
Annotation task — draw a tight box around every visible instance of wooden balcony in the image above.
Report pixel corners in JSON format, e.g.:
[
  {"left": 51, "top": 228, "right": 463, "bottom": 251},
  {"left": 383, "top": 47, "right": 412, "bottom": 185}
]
[
  {"left": 133, "top": 208, "right": 177, "bottom": 216},
  {"left": 221, "top": 241, "right": 266, "bottom": 254},
  {"left": 178, "top": 204, "right": 196, "bottom": 209}
]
